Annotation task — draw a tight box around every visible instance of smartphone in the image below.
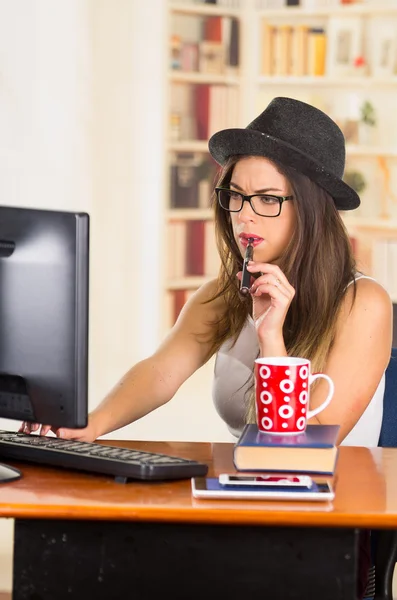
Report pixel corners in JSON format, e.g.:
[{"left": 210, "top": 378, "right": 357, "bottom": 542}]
[
  {"left": 218, "top": 473, "right": 313, "bottom": 489},
  {"left": 191, "top": 477, "right": 334, "bottom": 501}
]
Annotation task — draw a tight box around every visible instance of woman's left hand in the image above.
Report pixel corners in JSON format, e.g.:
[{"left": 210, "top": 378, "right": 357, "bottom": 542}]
[{"left": 246, "top": 261, "right": 295, "bottom": 350}]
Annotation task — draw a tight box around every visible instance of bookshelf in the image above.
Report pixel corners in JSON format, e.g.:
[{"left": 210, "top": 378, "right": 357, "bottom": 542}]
[
  {"left": 257, "top": 4, "right": 397, "bottom": 18},
  {"left": 165, "top": 0, "right": 244, "bottom": 330},
  {"left": 255, "top": 0, "right": 397, "bottom": 301},
  {"left": 257, "top": 75, "right": 397, "bottom": 86},
  {"left": 165, "top": 0, "right": 397, "bottom": 329}
]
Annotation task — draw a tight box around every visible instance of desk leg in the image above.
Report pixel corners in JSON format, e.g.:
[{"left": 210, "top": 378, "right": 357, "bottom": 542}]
[
  {"left": 373, "top": 529, "right": 397, "bottom": 600},
  {"left": 13, "top": 519, "right": 358, "bottom": 600}
]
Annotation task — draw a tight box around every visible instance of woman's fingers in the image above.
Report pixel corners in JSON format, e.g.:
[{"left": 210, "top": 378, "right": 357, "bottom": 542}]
[
  {"left": 251, "top": 280, "right": 292, "bottom": 300},
  {"left": 21, "top": 422, "right": 40, "bottom": 434},
  {"left": 39, "top": 424, "right": 53, "bottom": 437},
  {"left": 246, "top": 262, "right": 295, "bottom": 298},
  {"left": 247, "top": 261, "right": 288, "bottom": 281},
  {"left": 18, "top": 422, "right": 53, "bottom": 436}
]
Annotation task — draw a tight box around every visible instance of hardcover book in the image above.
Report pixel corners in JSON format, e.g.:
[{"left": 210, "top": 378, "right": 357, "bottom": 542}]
[{"left": 233, "top": 424, "right": 339, "bottom": 475}]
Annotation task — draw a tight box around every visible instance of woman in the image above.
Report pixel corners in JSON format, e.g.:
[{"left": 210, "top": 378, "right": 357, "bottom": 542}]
[{"left": 22, "top": 97, "right": 392, "bottom": 447}]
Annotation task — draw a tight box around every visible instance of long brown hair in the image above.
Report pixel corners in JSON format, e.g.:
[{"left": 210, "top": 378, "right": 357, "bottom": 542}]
[{"left": 205, "top": 156, "right": 356, "bottom": 417}]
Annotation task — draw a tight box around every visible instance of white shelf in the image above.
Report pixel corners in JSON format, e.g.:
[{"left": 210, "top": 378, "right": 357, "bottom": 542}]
[
  {"left": 169, "top": 2, "right": 240, "bottom": 18},
  {"left": 346, "top": 145, "right": 397, "bottom": 158},
  {"left": 167, "top": 276, "right": 214, "bottom": 290},
  {"left": 168, "top": 140, "right": 209, "bottom": 152},
  {"left": 167, "top": 208, "right": 213, "bottom": 220},
  {"left": 167, "top": 141, "right": 397, "bottom": 157},
  {"left": 258, "top": 4, "right": 397, "bottom": 18},
  {"left": 342, "top": 217, "right": 397, "bottom": 232},
  {"left": 257, "top": 75, "right": 397, "bottom": 87},
  {"left": 169, "top": 70, "right": 240, "bottom": 85}
]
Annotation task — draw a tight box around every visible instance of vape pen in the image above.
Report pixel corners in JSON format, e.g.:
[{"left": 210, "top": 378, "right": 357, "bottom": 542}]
[{"left": 239, "top": 238, "right": 254, "bottom": 297}]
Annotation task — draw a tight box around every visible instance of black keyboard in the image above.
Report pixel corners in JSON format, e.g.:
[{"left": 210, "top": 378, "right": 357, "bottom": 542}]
[{"left": 0, "top": 430, "right": 208, "bottom": 482}]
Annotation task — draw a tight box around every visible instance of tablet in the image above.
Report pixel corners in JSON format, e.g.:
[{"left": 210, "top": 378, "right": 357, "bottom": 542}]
[{"left": 191, "top": 477, "right": 334, "bottom": 501}]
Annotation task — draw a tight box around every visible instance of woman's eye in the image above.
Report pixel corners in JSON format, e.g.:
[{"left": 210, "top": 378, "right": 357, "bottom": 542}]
[{"left": 258, "top": 195, "right": 277, "bottom": 204}]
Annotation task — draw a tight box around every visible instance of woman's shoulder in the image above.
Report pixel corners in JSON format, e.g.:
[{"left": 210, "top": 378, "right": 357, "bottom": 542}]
[
  {"left": 353, "top": 274, "right": 391, "bottom": 302},
  {"left": 343, "top": 273, "right": 392, "bottom": 321}
]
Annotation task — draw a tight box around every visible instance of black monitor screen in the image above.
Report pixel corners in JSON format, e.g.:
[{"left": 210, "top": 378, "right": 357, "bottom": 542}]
[{"left": 0, "top": 206, "right": 89, "bottom": 430}]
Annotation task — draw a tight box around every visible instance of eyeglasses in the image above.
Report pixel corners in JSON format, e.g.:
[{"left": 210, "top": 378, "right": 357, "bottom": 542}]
[{"left": 215, "top": 188, "right": 293, "bottom": 218}]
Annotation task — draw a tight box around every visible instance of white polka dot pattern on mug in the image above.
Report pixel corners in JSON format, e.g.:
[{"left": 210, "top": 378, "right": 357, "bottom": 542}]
[
  {"left": 260, "top": 390, "right": 272, "bottom": 404},
  {"left": 278, "top": 405, "right": 293, "bottom": 419},
  {"left": 281, "top": 368, "right": 295, "bottom": 429},
  {"left": 261, "top": 416, "right": 273, "bottom": 430},
  {"left": 259, "top": 366, "right": 271, "bottom": 379},
  {"left": 280, "top": 379, "right": 294, "bottom": 394},
  {"left": 299, "top": 366, "right": 309, "bottom": 379},
  {"left": 299, "top": 391, "right": 308, "bottom": 404},
  {"left": 257, "top": 363, "right": 311, "bottom": 433}
]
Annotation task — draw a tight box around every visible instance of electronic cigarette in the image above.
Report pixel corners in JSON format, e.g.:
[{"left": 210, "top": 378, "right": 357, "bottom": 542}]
[{"left": 239, "top": 238, "right": 254, "bottom": 297}]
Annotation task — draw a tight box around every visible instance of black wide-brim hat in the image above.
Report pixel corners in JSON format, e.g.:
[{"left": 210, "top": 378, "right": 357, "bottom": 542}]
[{"left": 208, "top": 97, "right": 360, "bottom": 211}]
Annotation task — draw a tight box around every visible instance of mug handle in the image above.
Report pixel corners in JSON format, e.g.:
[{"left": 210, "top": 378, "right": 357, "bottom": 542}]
[{"left": 306, "top": 373, "right": 334, "bottom": 420}]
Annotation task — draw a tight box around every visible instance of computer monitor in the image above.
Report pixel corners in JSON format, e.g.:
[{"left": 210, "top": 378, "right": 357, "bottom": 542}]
[{"left": 0, "top": 205, "right": 89, "bottom": 481}]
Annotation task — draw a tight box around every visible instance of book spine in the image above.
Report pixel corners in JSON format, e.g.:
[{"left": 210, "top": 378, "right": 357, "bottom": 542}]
[
  {"left": 194, "top": 85, "right": 210, "bottom": 140},
  {"left": 185, "top": 220, "right": 206, "bottom": 276},
  {"left": 167, "top": 221, "right": 186, "bottom": 280},
  {"left": 307, "top": 28, "right": 326, "bottom": 76},
  {"left": 170, "top": 153, "right": 200, "bottom": 208},
  {"left": 260, "top": 21, "right": 274, "bottom": 76}
]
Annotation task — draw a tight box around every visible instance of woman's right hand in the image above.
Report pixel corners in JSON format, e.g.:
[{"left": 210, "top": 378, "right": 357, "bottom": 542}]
[{"left": 18, "top": 414, "right": 99, "bottom": 443}]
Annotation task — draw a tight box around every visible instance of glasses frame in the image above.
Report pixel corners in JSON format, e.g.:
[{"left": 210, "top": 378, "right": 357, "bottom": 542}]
[{"left": 215, "top": 187, "right": 293, "bottom": 218}]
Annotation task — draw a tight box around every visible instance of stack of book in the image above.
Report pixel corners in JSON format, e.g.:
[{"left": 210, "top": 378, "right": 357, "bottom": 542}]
[
  {"left": 260, "top": 21, "right": 327, "bottom": 77},
  {"left": 233, "top": 423, "right": 339, "bottom": 475}
]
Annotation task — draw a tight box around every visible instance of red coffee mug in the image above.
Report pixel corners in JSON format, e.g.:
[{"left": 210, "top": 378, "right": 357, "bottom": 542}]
[{"left": 255, "top": 357, "right": 334, "bottom": 435}]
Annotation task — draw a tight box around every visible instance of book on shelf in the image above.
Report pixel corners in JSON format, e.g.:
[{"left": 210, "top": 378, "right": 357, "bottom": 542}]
[
  {"left": 185, "top": 220, "right": 206, "bottom": 275},
  {"left": 260, "top": 22, "right": 274, "bottom": 76},
  {"left": 170, "top": 153, "right": 201, "bottom": 208},
  {"left": 261, "top": 21, "right": 310, "bottom": 77},
  {"left": 199, "top": 41, "right": 225, "bottom": 74},
  {"left": 180, "top": 42, "right": 199, "bottom": 72},
  {"left": 167, "top": 288, "right": 197, "bottom": 327},
  {"left": 169, "top": 153, "right": 218, "bottom": 208},
  {"left": 167, "top": 220, "right": 219, "bottom": 280},
  {"left": 171, "top": 81, "right": 239, "bottom": 142},
  {"left": 259, "top": 22, "right": 326, "bottom": 77},
  {"left": 233, "top": 423, "right": 339, "bottom": 475},
  {"left": 195, "top": 84, "right": 210, "bottom": 141},
  {"left": 204, "top": 220, "right": 220, "bottom": 276},
  {"left": 170, "top": 84, "right": 197, "bottom": 140},
  {"left": 228, "top": 18, "right": 239, "bottom": 70},
  {"left": 307, "top": 28, "right": 326, "bottom": 76},
  {"left": 170, "top": 13, "right": 239, "bottom": 74},
  {"left": 273, "top": 24, "right": 291, "bottom": 76},
  {"left": 167, "top": 221, "right": 186, "bottom": 280},
  {"left": 290, "top": 24, "right": 309, "bottom": 76},
  {"left": 193, "top": 84, "right": 239, "bottom": 140},
  {"left": 203, "top": 15, "right": 222, "bottom": 43}
]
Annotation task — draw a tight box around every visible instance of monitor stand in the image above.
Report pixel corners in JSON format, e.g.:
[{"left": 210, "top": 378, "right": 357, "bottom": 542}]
[{"left": 0, "top": 463, "right": 22, "bottom": 482}]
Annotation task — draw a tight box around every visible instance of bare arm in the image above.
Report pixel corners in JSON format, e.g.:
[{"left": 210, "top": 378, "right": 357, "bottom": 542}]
[
  {"left": 307, "top": 278, "right": 393, "bottom": 444},
  {"left": 89, "top": 279, "right": 224, "bottom": 438},
  {"left": 24, "top": 279, "right": 225, "bottom": 441}
]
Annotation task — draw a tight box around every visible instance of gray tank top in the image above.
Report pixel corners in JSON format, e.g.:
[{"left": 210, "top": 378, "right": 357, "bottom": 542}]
[{"left": 212, "top": 275, "right": 385, "bottom": 446}]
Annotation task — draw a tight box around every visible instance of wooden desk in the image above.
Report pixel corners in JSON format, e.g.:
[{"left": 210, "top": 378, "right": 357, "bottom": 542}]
[{"left": 0, "top": 440, "right": 395, "bottom": 600}]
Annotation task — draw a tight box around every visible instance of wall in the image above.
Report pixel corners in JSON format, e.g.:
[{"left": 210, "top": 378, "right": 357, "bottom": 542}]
[{"left": 0, "top": 0, "right": 232, "bottom": 593}]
